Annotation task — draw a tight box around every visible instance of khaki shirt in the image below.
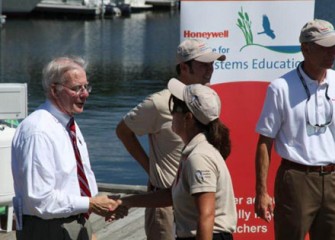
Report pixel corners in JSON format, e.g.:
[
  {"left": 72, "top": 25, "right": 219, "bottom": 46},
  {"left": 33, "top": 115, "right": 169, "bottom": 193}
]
[
  {"left": 172, "top": 133, "right": 237, "bottom": 237},
  {"left": 124, "top": 89, "right": 183, "bottom": 188}
]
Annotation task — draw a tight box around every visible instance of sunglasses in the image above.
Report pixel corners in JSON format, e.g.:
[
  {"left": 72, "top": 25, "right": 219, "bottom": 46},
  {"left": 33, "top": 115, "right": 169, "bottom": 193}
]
[
  {"left": 297, "top": 65, "right": 333, "bottom": 129},
  {"left": 168, "top": 95, "right": 189, "bottom": 114}
]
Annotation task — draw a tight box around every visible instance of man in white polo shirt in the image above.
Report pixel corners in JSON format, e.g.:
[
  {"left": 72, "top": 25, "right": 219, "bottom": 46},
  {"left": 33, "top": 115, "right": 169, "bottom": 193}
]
[
  {"left": 116, "top": 39, "right": 226, "bottom": 240},
  {"left": 254, "top": 19, "right": 335, "bottom": 240}
]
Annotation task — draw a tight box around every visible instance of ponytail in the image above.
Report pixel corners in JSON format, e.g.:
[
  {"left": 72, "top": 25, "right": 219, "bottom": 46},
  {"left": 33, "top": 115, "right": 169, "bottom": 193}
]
[{"left": 196, "top": 119, "right": 231, "bottom": 160}]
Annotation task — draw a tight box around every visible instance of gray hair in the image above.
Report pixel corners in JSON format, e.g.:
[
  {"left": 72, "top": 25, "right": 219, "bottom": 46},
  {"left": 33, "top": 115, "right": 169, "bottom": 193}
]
[{"left": 42, "top": 56, "right": 88, "bottom": 97}]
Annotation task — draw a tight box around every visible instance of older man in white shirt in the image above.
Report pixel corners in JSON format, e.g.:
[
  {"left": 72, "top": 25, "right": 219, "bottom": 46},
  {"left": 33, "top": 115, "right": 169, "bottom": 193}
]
[{"left": 12, "top": 56, "right": 124, "bottom": 240}]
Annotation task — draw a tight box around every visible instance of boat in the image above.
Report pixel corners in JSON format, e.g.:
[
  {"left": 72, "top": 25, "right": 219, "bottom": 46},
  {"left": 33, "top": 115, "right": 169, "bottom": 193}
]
[
  {"left": 104, "top": 2, "right": 131, "bottom": 18},
  {"left": 2, "top": 0, "right": 42, "bottom": 13},
  {"left": 124, "top": 0, "right": 152, "bottom": 12},
  {"left": 34, "top": 0, "right": 101, "bottom": 18}
]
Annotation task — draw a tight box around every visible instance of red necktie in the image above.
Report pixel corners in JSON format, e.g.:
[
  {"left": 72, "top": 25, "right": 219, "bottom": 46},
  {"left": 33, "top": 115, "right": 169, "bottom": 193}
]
[{"left": 67, "top": 118, "right": 91, "bottom": 218}]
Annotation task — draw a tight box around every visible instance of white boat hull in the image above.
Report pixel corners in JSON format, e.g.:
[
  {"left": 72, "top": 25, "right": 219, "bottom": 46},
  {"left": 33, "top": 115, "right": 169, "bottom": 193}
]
[{"left": 2, "top": 0, "right": 42, "bottom": 13}]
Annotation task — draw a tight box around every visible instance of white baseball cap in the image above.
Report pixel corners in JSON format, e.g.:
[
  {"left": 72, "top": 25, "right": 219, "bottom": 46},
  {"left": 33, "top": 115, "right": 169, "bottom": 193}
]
[
  {"left": 299, "top": 19, "right": 335, "bottom": 47},
  {"left": 176, "top": 39, "right": 226, "bottom": 64},
  {"left": 168, "top": 78, "right": 221, "bottom": 125}
]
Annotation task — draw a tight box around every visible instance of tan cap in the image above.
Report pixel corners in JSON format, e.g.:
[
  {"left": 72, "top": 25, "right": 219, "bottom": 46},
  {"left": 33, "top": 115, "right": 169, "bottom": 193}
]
[
  {"left": 299, "top": 19, "right": 335, "bottom": 47},
  {"left": 176, "top": 39, "right": 226, "bottom": 64},
  {"left": 168, "top": 78, "right": 221, "bottom": 125}
]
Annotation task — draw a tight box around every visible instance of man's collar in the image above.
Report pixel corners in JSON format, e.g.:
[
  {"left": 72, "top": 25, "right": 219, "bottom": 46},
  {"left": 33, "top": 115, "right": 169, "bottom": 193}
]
[{"left": 43, "top": 100, "right": 72, "bottom": 127}]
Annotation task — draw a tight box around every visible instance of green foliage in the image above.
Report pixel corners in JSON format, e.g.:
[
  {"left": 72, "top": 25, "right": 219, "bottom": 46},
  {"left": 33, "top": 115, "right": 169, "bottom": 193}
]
[
  {"left": 1, "top": 119, "right": 20, "bottom": 128},
  {"left": 0, "top": 206, "right": 5, "bottom": 215},
  {"left": 236, "top": 7, "right": 253, "bottom": 45}
]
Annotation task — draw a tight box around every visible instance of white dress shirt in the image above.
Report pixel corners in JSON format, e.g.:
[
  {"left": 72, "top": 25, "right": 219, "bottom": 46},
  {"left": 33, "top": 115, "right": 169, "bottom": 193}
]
[{"left": 12, "top": 100, "right": 98, "bottom": 219}]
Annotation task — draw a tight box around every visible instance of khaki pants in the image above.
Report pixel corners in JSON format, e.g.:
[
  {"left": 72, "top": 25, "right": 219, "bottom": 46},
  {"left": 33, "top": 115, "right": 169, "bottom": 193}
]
[
  {"left": 17, "top": 215, "right": 92, "bottom": 240},
  {"left": 145, "top": 206, "right": 174, "bottom": 240},
  {"left": 274, "top": 163, "right": 335, "bottom": 240}
]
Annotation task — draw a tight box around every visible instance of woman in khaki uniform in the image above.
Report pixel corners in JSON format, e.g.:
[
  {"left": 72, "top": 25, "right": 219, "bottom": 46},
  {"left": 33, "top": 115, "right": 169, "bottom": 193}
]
[{"left": 113, "top": 78, "right": 237, "bottom": 240}]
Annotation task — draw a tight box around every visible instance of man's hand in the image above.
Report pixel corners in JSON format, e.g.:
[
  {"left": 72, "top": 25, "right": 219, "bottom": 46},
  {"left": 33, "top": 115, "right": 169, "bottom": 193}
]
[
  {"left": 89, "top": 195, "right": 122, "bottom": 217},
  {"left": 105, "top": 205, "right": 129, "bottom": 222},
  {"left": 254, "top": 192, "right": 273, "bottom": 222},
  {"left": 254, "top": 135, "right": 274, "bottom": 223}
]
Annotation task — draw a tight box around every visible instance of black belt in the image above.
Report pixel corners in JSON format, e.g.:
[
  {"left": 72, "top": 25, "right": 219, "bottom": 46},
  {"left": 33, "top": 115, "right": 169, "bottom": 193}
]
[
  {"left": 282, "top": 159, "right": 335, "bottom": 175},
  {"left": 23, "top": 214, "right": 84, "bottom": 223},
  {"left": 148, "top": 184, "right": 164, "bottom": 192},
  {"left": 176, "top": 232, "right": 232, "bottom": 240}
]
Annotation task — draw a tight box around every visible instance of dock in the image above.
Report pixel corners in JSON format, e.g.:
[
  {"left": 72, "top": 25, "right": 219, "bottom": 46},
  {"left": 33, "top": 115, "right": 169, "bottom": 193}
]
[
  {"left": 0, "top": 183, "right": 147, "bottom": 240},
  {"left": 145, "top": 0, "right": 178, "bottom": 8}
]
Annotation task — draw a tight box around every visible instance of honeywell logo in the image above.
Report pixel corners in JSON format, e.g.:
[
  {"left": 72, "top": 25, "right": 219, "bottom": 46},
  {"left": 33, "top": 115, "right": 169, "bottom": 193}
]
[{"left": 183, "top": 30, "right": 229, "bottom": 39}]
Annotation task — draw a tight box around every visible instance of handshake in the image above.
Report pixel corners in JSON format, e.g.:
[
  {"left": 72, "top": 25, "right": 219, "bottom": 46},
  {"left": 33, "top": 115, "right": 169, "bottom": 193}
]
[{"left": 89, "top": 194, "right": 129, "bottom": 222}]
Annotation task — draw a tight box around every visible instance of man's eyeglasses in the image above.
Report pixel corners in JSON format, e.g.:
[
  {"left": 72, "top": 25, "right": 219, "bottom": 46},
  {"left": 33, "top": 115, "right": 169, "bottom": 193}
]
[{"left": 57, "top": 83, "right": 92, "bottom": 95}]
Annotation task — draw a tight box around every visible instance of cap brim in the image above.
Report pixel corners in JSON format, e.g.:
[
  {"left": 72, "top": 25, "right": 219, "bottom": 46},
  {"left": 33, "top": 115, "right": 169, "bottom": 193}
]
[
  {"left": 195, "top": 52, "right": 226, "bottom": 63},
  {"left": 315, "top": 34, "right": 335, "bottom": 47},
  {"left": 167, "top": 78, "right": 185, "bottom": 101}
]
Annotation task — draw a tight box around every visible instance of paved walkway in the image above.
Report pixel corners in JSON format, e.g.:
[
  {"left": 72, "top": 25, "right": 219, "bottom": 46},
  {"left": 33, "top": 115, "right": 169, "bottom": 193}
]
[
  {"left": 0, "top": 207, "right": 146, "bottom": 240},
  {"left": 0, "top": 184, "right": 147, "bottom": 240}
]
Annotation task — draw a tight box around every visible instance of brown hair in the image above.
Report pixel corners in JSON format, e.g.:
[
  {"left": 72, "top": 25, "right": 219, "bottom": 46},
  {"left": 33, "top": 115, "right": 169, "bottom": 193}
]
[{"left": 202, "top": 119, "right": 231, "bottom": 160}]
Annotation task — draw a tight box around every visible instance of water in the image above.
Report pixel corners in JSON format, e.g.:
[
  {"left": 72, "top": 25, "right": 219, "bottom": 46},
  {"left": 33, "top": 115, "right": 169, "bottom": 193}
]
[
  {"left": 0, "top": 10, "right": 180, "bottom": 185},
  {"left": 0, "top": 2, "right": 334, "bottom": 185}
]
